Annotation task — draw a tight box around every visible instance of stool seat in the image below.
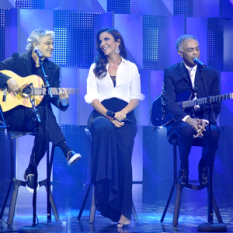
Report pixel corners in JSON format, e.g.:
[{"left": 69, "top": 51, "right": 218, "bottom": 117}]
[
  {"left": 0, "top": 130, "right": 61, "bottom": 226},
  {"left": 160, "top": 137, "right": 223, "bottom": 226}
]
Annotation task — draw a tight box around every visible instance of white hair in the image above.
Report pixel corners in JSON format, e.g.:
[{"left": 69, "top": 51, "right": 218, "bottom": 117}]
[
  {"left": 26, "top": 29, "right": 54, "bottom": 52},
  {"left": 176, "top": 34, "right": 199, "bottom": 51}
]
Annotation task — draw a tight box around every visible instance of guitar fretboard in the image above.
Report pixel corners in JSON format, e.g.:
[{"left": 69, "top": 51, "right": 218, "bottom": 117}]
[
  {"left": 178, "top": 93, "right": 233, "bottom": 108},
  {"left": 30, "top": 88, "right": 77, "bottom": 95}
]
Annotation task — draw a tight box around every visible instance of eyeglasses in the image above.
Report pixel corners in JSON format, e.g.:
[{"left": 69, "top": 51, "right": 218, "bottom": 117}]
[{"left": 39, "top": 42, "right": 54, "bottom": 47}]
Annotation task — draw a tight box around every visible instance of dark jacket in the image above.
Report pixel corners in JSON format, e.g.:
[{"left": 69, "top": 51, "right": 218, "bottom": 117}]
[
  {"left": 0, "top": 52, "right": 68, "bottom": 118},
  {"left": 162, "top": 62, "right": 221, "bottom": 139}
]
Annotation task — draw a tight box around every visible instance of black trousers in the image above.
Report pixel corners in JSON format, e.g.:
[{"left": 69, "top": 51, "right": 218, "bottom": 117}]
[
  {"left": 5, "top": 106, "right": 65, "bottom": 168},
  {"left": 173, "top": 121, "right": 220, "bottom": 170},
  {"left": 88, "top": 98, "right": 137, "bottom": 222}
]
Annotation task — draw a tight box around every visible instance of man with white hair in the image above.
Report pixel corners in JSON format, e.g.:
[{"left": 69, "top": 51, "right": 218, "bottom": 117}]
[
  {"left": 162, "top": 34, "right": 221, "bottom": 186},
  {"left": 0, "top": 29, "right": 81, "bottom": 192}
]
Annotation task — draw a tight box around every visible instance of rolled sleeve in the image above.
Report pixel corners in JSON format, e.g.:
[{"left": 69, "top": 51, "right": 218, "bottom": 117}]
[
  {"left": 130, "top": 64, "right": 145, "bottom": 101},
  {"left": 84, "top": 92, "right": 101, "bottom": 104},
  {"left": 85, "top": 64, "right": 101, "bottom": 104}
]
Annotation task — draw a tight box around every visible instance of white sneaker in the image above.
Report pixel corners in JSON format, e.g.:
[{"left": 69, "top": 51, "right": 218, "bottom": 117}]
[{"left": 67, "top": 151, "right": 81, "bottom": 166}]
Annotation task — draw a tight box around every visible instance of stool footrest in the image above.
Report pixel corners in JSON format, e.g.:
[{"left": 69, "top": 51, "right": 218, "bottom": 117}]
[
  {"left": 179, "top": 183, "right": 206, "bottom": 190},
  {"left": 12, "top": 178, "right": 26, "bottom": 187}
]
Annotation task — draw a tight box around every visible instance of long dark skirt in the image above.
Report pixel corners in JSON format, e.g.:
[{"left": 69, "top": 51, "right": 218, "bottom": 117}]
[{"left": 87, "top": 98, "right": 137, "bottom": 222}]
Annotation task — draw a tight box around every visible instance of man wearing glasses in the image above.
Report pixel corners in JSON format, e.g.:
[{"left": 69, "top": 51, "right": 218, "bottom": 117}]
[{"left": 0, "top": 29, "right": 81, "bottom": 192}]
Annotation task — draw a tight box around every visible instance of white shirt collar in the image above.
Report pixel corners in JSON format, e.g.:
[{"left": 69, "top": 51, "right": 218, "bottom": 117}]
[
  {"left": 183, "top": 62, "right": 197, "bottom": 73},
  {"left": 106, "top": 57, "right": 126, "bottom": 69},
  {"left": 121, "top": 57, "right": 127, "bottom": 64}
]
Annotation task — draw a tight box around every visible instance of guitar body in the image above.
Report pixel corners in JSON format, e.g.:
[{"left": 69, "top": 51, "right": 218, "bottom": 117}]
[
  {"left": 151, "top": 90, "right": 193, "bottom": 127},
  {"left": 151, "top": 94, "right": 172, "bottom": 127},
  {"left": 0, "top": 70, "right": 77, "bottom": 112},
  {"left": 0, "top": 70, "right": 44, "bottom": 112}
]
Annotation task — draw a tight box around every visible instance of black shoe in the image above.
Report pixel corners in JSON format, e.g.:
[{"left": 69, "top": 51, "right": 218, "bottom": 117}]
[
  {"left": 24, "top": 168, "right": 39, "bottom": 193},
  {"left": 177, "top": 169, "right": 189, "bottom": 186},
  {"left": 67, "top": 151, "right": 82, "bottom": 166},
  {"left": 198, "top": 166, "right": 209, "bottom": 186}
]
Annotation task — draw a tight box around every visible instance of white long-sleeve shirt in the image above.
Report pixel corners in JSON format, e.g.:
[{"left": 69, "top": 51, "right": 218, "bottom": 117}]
[{"left": 85, "top": 58, "right": 145, "bottom": 104}]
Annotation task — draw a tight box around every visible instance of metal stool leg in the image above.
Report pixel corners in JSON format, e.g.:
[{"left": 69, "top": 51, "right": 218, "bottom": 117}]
[
  {"left": 48, "top": 145, "right": 60, "bottom": 222},
  {"left": 0, "top": 183, "right": 12, "bottom": 219},
  {"left": 39, "top": 145, "right": 61, "bottom": 222},
  {"left": 6, "top": 134, "right": 19, "bottom": 226},
  {"left": 77, "top": 181, "right": 92, "bottom": 221},
  {"left": 132, "top": 200, "right": 138, "bottom": 222},
  {"left": 160, "top": 184, "right": 175, "bottom": 222},
  {"left": 207, "top": 187, "right": 223, "bottom": 223},
  {"left": 89, "top": 186, "right": 96, "bottom": 224},
  {"left": 37, "top": 179, "right": 61, "bottom": 223},
  {"left": 161, "top": 140, "right": 178, "bottom": 222},
  {"left": 7, "top": 180, "right": 21, "bottom": 226},
  {"left": 173, "top": 184, "right": 183, "bottom": 227},
  {"left": 47, "top": 186, "right": 61, "bottom": 223}
]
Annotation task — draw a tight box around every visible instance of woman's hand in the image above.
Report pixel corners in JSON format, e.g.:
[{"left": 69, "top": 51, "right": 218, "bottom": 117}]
[
  {"left": 110, "top": 118, "right": 124, "bottom": 128},
  {"left": 108, "top": 110, "right": 127, "bottom": 128},
  {"left": 114, "top": 110, "right": 127, "bottom": 122}
]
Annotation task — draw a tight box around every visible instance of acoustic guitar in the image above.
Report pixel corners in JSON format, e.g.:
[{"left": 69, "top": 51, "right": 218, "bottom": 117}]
[
  {"left": 151, "top": 89, "right": 232, "bottom": 127},
  {"left": 0, "top": 70, "right": 77, "bottom": 112}
]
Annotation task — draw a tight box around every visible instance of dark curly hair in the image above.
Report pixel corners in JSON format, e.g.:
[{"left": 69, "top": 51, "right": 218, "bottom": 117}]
[{"left": 93, "top": 28, "right": 127, "bottom": 79}]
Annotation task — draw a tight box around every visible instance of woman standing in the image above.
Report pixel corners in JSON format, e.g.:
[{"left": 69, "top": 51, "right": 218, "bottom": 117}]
[{"left": 85, "top": 28, "right": 144, "bottom": 227}]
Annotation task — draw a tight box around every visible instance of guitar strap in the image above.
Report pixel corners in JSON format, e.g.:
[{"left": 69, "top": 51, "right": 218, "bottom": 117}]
[{"left": 0, "top": 106, "right": 6, "bottom": 129}]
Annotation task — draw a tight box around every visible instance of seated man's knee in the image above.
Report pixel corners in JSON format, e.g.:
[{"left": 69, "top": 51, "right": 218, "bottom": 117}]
[
  {"left": 210, "top": 128, "right": 220, "bottom": 141},
  {"left": 37, "top": 106, "right": 53, "bottom": 117},
  {"left": 37, "top": 106, "right": 46, "bottom": 115},
  {"left": 179, "top": 123, "right": 195, "bottom": 139}
]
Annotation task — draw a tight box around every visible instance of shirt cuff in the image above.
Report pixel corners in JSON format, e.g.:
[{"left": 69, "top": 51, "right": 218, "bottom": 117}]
[
  {"left": 203, "top": 119, "right": 209, "bottom": 126},
  {"left": 130, "top": 93, "right": 145, "bottom": 101},
  {"left": 182, "top": 115, "right": 190, "bottom": 122},
  {"left": 84, "top": 93, "right": 101, "bottom": 104}
]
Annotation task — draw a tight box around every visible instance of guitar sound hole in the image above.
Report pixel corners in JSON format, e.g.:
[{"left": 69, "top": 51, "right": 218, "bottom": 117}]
[
  {"left": 21, "top": 84, "right": 32, "bottom": 98},
  {"left": 21, "top": 92, "right": 29, "bottom": 98}
]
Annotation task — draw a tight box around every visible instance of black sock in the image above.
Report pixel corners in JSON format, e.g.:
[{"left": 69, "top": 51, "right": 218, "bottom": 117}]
[
  {"left": 57, "top": 141, "right": 72, "bottom": 158},
  {"left": 26, "top": 164, "right": 36, "bottom": 175}
]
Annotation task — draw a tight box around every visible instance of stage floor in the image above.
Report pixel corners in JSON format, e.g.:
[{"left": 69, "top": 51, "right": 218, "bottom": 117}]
[{"left": 0, "top": 202, "right": 233, "bottom": 232}]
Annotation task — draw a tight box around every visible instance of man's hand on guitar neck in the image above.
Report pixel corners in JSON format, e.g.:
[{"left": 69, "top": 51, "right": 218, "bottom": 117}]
[
  {"left": 6, "top": 78, "right": 20, "bottom": 96},
  {"left": 59, "top": 88, "right": 69, "bottom": 107},
  {"left": 186, "top": 117, "right": 206, "bottom": 138}
]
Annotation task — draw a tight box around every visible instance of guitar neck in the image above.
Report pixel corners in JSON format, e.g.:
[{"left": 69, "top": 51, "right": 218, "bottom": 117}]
[
  {"left": 33, "top": 87, "right": 77, "bottom": 95},
  {"left": 178, "top": 93, "right": 233, "bottom": 108}
]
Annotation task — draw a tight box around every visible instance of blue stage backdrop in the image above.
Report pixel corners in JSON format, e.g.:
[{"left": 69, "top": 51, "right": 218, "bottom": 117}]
[
  {"left": 0, "top": 0, "right": 233, "bottom": 215},
  {"left": 0, "top": 9, "right": 5, "bottom": 62}
]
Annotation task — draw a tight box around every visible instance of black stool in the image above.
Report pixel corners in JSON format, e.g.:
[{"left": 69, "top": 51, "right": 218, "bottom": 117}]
[
  {"left": 0, "top": 130, "right": 61, "bottom": 226},
  {"left": 160, "top": 137, "right": 223, "bottom": 226},
  {"left": 77, "top": 128, "right": 138, "bottom": 224}
]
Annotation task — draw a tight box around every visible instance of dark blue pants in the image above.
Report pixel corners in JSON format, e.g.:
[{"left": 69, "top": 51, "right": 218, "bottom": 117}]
[
  {"left": 5, "top": 106, "right": 65, "bottom": 167},
  {"left": 173, "top": 121, "right": 220, "bottom": 170}
]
